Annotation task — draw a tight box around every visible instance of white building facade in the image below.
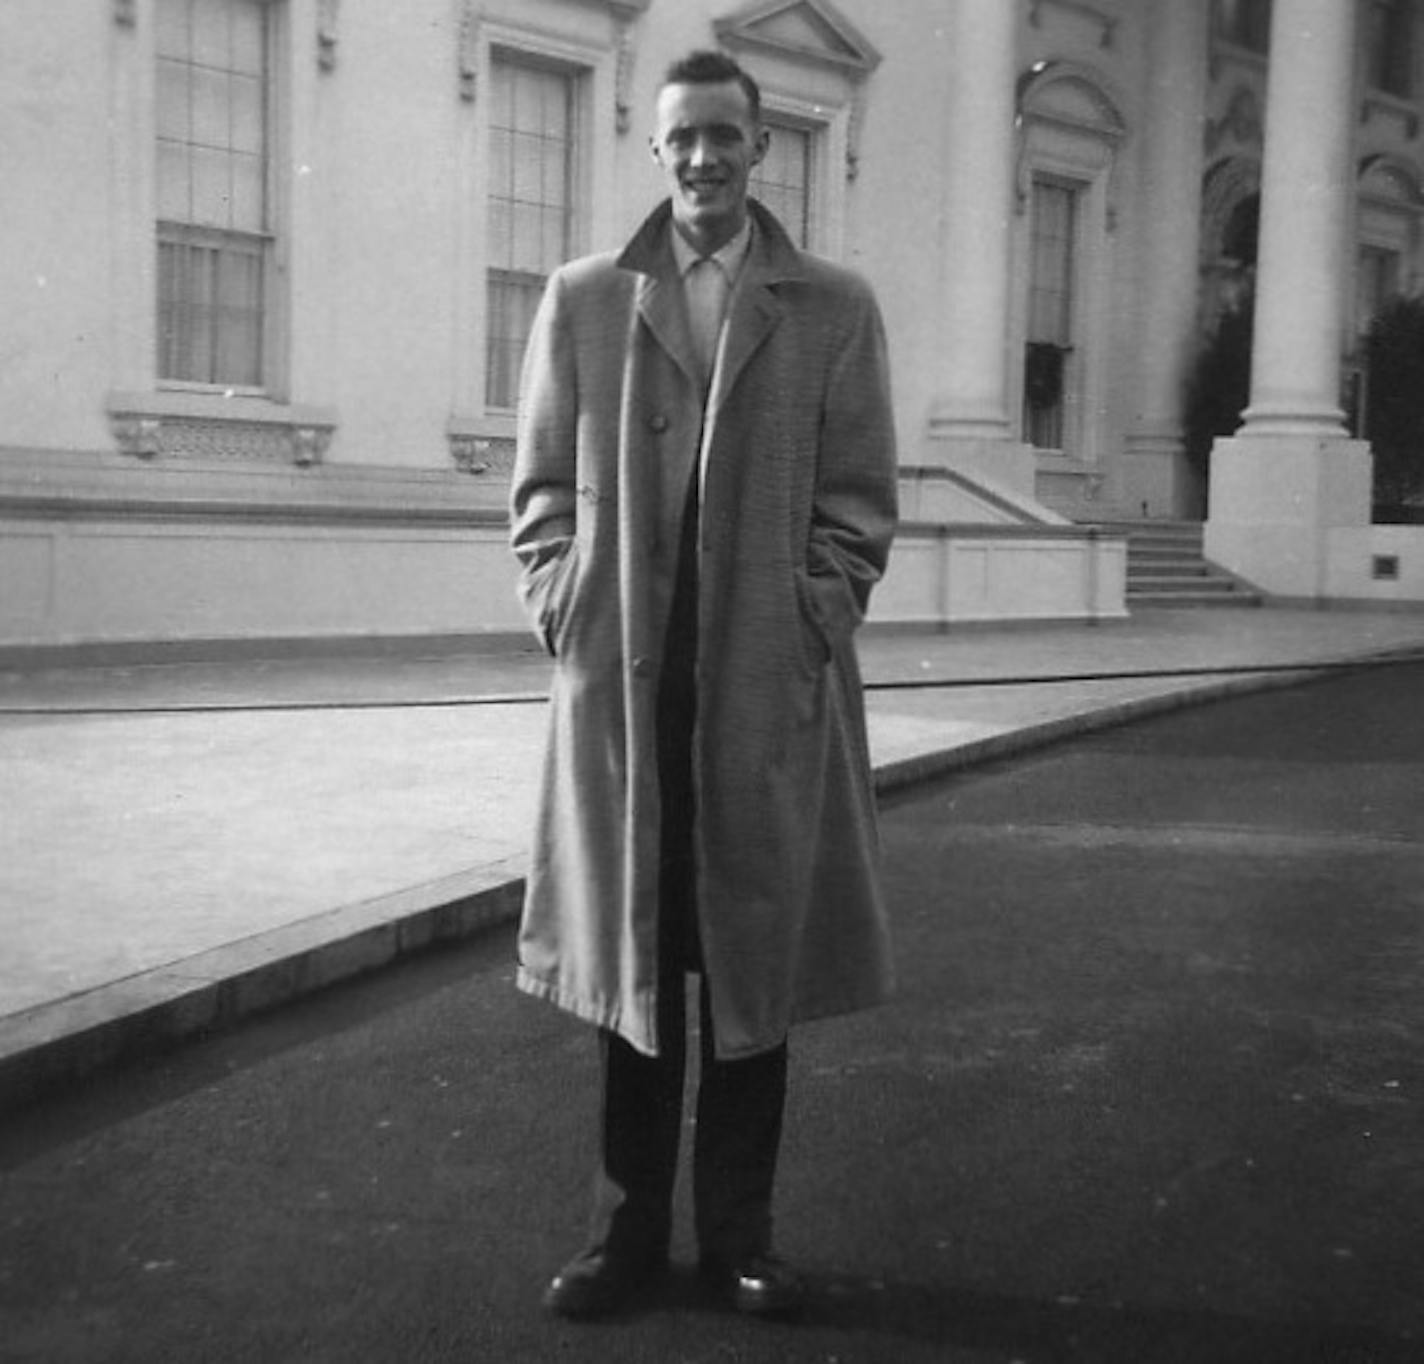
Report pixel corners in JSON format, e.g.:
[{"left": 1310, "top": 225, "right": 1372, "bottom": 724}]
[{"left": 1, "top": 0, "right": 1421, "bottom": 658}]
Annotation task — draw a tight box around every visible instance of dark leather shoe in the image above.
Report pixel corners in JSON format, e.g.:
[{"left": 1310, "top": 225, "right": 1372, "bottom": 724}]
[
  {"left": 700, "top": 1253, "right": 805, "bottom": 1317},
  {"left": 542, "top": 1247, "right": 665, "bottom": 1320}
]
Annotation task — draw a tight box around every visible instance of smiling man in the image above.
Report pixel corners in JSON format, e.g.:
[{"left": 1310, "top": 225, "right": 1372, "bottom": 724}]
[
  {"left": 510, "top": 49, "right": 898, "bottom": 1321},
  {"left": 651, "top": 56, "right": 768, "bottom": 256}
]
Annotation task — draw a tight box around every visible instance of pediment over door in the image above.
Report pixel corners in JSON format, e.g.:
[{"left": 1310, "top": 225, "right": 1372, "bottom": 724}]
[{"left": 713, "top": 0, "right": 881, "bottom": 76}]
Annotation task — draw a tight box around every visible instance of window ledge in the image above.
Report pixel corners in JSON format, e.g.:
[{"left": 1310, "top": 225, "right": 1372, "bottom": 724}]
[{"left": 106, "top": 390, "right": 339, "bottom": 466}]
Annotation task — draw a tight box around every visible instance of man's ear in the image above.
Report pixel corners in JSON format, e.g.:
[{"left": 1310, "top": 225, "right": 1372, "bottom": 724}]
[
  {"left": 649, "top": 135, "right": 663, "bottom": 166},
  {"left": 751, "top": 124, "right": 771, "bottom": 167}
]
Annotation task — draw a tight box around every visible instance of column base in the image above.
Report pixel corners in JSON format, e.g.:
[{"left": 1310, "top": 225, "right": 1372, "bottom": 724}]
[{"left": 1204, "top": 432, "right": 1373, "bottom": 599}]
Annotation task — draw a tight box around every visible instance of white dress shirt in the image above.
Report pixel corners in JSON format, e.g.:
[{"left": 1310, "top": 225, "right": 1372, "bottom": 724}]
[{"left": 671, "top": 218, "right": 753, "bottom": 389}]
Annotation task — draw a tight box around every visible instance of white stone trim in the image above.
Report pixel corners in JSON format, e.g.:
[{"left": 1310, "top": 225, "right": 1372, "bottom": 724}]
[{"left": 106, "top": 391, "right": 338, "bottom": 466}]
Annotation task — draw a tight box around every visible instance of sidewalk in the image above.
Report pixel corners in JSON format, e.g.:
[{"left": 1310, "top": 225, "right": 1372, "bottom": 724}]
[{"left": 3, "top": 605, "right": 1423, "bottom": 1111}]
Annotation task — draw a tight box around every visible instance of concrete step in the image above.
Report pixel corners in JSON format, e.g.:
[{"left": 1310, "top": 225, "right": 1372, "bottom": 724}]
[
  {"left": 1131, "top": 574, "right": 1242, "bottom": 594},
  {"left": 1127, "top": 557, "right": 1217, "bottom": 575},
  {"left": 1131, "top": 590, "right": 1264, "bottom": 608},
  {"left": 1094, "top": 520, "right": 1265, "bottom": 609}
]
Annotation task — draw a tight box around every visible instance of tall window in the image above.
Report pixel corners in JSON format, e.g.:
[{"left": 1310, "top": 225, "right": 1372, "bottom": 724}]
[
  {"left": 486, "top": 54, "right": 577, "bottom": 410},
  {"left": 156, "top": 0, "right": 272, "bottom": 388},
  {"left": 750, "top": 121, "right": 815, "bottom": 248},
  {"left": 1213, "top": 0, "right": 1272, "bottom": 52},
  {"left": 1366, "top": 0, "right": 1416, "bottom": 98},
  {"left": 1023, "top": 179, "right": 1079, "bottom": 452}
]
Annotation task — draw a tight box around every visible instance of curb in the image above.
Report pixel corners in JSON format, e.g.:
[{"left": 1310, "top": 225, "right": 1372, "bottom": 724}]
[
  {"left": 0, "top": 862, "right": 525, "bottom": 1116},
  {"left": 0, "top": 653, "right": 1394, "bottom": 1115}
]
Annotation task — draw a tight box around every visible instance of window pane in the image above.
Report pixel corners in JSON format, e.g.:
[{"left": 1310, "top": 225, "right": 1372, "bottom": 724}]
[
  {"left": 190, "top": 64, "right": 231, "bottom": 148},
  {"left": 512, "top": 202, "right": 546, "bottom": 274},
  {"left": 1027, "top": 181, "right": 1076, "bottom": 344},
  {"left": 155, "top": 0, "right": 190, "bottom": 59},
  {"left": 486, "top": 272, "right": 545, "bottom": 410},
  {"left": 230, "top": 151, "right": 264, "bottom": 232},
  {"left": 190, "top": 0, "right": 232, "bottom": 70},
  {"left": 214, "top": 245, "right": 264, "bottom": 386},
  {"left": 156, "top": 139, "right": 192, "bottom": 221},
  {"left": 489, "top": 126, "right": 512, "bottom": 200},
  {"left": 512, "top": 130, "right": 543, "bottom": 203},
  {"left": 488, "top": 199, "right": 512, "bottom": 271},
  {"left": 156, "top": 59, "right": 191, "bottom": 142},
  {"left": 190, "top": 145, "right": 232, "bottom": 227},
  {"left": 228, "top": 0, "right": 264, "bottom": 75},
  {"left": 230, "top": 72, "right": 263, "bottom": 154}
]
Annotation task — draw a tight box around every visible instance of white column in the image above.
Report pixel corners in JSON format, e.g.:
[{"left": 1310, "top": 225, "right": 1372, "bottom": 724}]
[
  {"left": 920, "top": 0, "right": 1036, "bottom": 502},
  {"left": 1121, "top": 0, "right": 1209, "bottom": 519},
  {"left": 1241, "top": 0, "right": 1354, "bottom": 435},
  {"left": 1205, "top": 0, "right": 1373, "bottom": 600}
]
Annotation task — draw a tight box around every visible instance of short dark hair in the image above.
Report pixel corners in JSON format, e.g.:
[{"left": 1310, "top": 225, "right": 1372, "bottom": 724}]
[{"left": 662, "top": 49, "right": 762, "bottom": 123}]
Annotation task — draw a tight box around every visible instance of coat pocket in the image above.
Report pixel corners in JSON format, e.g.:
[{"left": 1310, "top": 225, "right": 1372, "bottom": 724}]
[
  {"left": 792, "top": 568, "right": 833, "bottom": 675},
  {"left": 527, "top": 540, "right": 581, "bottom": 657}
]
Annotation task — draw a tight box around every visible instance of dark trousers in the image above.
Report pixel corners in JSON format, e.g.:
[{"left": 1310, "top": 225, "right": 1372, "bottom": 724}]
[{"left": 586, "top": 471, "right": 788, "bottom": 1266}]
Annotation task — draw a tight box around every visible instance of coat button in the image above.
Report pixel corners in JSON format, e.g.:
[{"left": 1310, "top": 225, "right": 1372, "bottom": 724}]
[
  {"left": 631, "top": 656, "right": 653, "bottom": 677},
  {"left": 648, "top": 413, "right": 669, "bottom": 433}
]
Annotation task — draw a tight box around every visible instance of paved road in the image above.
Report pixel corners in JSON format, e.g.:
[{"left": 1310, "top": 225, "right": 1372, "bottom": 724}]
[{"left": 3, "top": 663, "right": 1422, "bottom": 1363}]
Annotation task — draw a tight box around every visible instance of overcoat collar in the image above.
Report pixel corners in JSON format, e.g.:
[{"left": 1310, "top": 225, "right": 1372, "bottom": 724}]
[{"left": 617, "top": 200, "right": 807, "bottom": 400}]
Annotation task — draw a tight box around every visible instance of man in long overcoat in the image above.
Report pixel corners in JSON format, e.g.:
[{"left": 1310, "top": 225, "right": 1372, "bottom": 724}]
[{"left": 509, "top": 48, "right": 898, "bottom": 1320}]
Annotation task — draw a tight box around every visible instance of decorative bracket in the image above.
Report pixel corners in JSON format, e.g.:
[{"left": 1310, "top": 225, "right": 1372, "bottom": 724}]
[
  {"left": 458, "top": 2, "right": 481, "bottom": 103},
  {"left": 610, "top": 4, "right": 643, "bottom": 134},
  {"left": 111, "top": 415, "right": 162, "bottom": 460},
  {"left": 450, "top": 434, "right": 492, "bottom": 475},
  {"left": 846, "top": 87, "right": 869, "bottom": 181},
  {"left": 290, "top": 425, "right": 332, "bottom": 467},
  {"left": 317, "top": 0, "right": 340, "bottom": 73}
]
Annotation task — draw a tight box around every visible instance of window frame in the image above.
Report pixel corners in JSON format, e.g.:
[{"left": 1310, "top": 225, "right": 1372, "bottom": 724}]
[
  {"left": 750, "top": 114, "right": 819, "bottom": 251},
  {"left": 1011, "top": 64, "right": 1123, "bottom": 469},
  {"left": 1021, "top": 174, "right": 1083, "bottom": 455},
  {"left": 483, "top": 48, "right": 586, "bottom": 412},
  {"left": 751, "top": 92, "right": 847, "bottom": 259},
  {"left": 153, "top": 0, "right": 285, "bottom": 398},
  {"left": 451, "top": 20, "right": 609, "bottom": 435}
]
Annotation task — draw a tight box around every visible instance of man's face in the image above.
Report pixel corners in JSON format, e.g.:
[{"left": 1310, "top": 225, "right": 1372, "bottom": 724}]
[{"left": 651, "top": 79, "right": 768, "bottom": 249}]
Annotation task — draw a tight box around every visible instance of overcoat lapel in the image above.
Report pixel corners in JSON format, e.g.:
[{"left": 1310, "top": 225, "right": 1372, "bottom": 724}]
[
  {"left": 706, "top": 282, "right": 782, "bottom": 421},
  {"left": 634, "top": 272, "right": 702, "bottom": 393}
]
